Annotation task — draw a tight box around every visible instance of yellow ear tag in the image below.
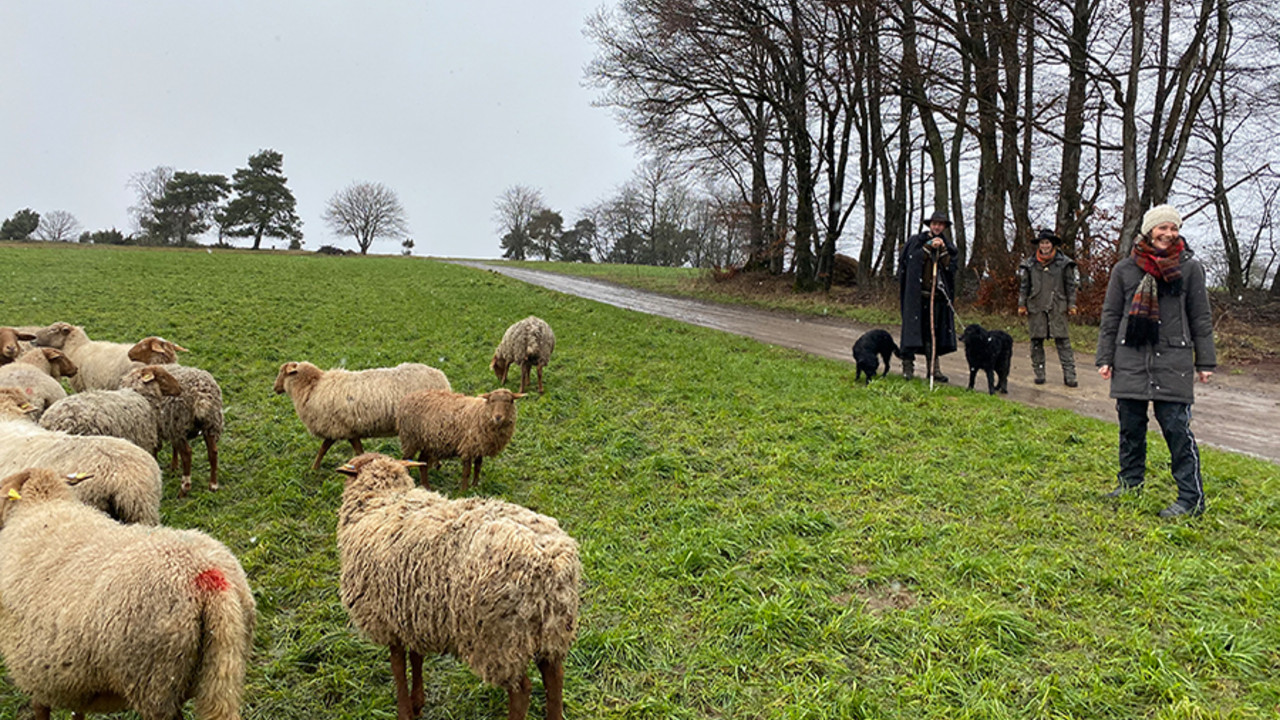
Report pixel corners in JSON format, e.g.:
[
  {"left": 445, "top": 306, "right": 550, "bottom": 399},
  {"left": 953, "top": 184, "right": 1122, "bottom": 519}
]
[
  {"left": 7, "top": 489, "right": 20, "bottom": 501},
  {"left": 141, "top": 372, "right": 155, "bottom": 382}
]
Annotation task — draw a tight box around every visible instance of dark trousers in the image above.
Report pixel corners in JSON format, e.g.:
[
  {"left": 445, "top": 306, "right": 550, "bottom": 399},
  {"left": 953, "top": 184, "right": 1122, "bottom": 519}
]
[{"left": 1116, "top": 398, "right": 1205, "bottom": 510}]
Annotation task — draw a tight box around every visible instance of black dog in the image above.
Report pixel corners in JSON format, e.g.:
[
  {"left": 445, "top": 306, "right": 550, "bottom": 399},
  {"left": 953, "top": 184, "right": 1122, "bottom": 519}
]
[
  {"left": 959, "top": 324, "right": 1012, "bottom": 394},
  {"left": 852, "top": 329, "right": 901, "bottom": 384}
]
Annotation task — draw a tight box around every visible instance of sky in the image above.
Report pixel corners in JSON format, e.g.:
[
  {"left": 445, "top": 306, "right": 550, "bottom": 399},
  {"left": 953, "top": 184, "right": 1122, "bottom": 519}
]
[{"left": 0, "top": 0, "right": 638, "bottom": 258}]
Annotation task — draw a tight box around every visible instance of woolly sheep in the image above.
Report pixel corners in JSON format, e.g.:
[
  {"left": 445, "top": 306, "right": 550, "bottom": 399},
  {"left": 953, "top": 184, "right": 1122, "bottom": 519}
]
[
  {"left": 396, "top": 388, "right": 523, "bottom": 492},
  {"left": 33, "top": 321, "right": 186, "bottom": 391},
  {"left": 0, "top": 389, "right": 162, "bottom": 525},
  {"left": 0, "top": 325, "right": 36, "bottom": 364},
  {"left": 123, "top": 364, "right": 225, "bottom": 496},
  {"left": 273, "top": 360, "right": 451, "bottom": 470},
  {"left": 335, "top": 453, "right": 580, "bottom": 720},
  {"left": 491, "top": 316, "right": 555, "bottom": 393},
  {"left": 0, "top": 467, "right": 256, "bottom": 720},
  {"left": 39, "top": 365, "right": 183, "bottom": 455},
  {"left": 0, "top": 346, "right": 78, "bottom": 417}
]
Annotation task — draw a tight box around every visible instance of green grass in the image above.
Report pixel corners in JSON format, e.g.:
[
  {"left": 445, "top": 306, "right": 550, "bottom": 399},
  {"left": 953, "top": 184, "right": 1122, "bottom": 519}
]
[{"left": 1, "top": 243, "right": 1278, "bottom": 719}]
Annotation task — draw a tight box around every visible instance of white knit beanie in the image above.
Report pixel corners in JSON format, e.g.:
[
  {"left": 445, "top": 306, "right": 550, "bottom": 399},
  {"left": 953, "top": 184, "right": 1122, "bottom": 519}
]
[{"left": 1141, "top": 205, "right": 1182, "bottom": 235}]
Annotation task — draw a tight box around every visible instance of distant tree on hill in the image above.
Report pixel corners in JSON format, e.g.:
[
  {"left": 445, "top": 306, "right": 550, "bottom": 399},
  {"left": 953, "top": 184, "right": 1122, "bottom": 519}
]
[
  {"left": 557, "top": 218, "right": 595, "bottom": 262},
  {"left": 527, "top": 209, "right": 563, "bottom": 261},
  {"left": 322, "top": 181, "right": 409, "bottom": 255},
  {"left": 34, "top": 210, "right": 81, "bottom": 242},
  {"left": 218, "top": 149, "right": 303, "bottom": 250},
  {"left": 142, "top": 172, "right": 229, "bottom": 245},
  {"left": 0, "top": 208, "right": 40, "bottom": 240},
  {"left": 127, "top": 166, "right": 174, "bottom": 235},
  {"left": 493, "top": 185, "right": 544, "bottom": 260}
]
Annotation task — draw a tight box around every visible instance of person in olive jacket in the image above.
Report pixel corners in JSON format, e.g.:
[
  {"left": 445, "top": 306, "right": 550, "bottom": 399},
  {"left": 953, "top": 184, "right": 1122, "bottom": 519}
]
[
  {"left": 1096, "top": 204, "right": 1216, "bottom": 518},
  {"left": 1018, "top": 228, "right": 1078, "bottom": 386}
]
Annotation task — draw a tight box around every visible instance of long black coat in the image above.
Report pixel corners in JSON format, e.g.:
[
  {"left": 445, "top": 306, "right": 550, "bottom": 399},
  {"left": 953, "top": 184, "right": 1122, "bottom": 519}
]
[{"left": 898, "top": 231, "right": 958, "bottom": 355}]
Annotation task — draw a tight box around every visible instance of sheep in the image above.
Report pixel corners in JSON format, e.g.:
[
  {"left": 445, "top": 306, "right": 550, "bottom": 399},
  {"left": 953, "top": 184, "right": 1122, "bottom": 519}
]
[
  {"left": 0, "top": 389, "right": 163, "bottom": 525},
  {"left": 33, "top": 321, "right": 186, "bottom": 391},
  {"left": 491, "top": 316, "right": 555, "bottom": 393},
  {"left": 396, "top": 388, "right": 523, "bottom": 492},
  {"left": 273, "top": 360, "right": 452, "bottom": 470},
  {"left": 0, "top": 346, "right": 78, "bottom": 417},
  {"left": 335, "top": 453, "right": 580, "bottom": 720},
  {"left": 0, "top": 467, "right": 256, "bottom": 720},
  {"left": 0, "top": 325, "right": 36, "bottom": 364},
  {"left": 39, "top": 365, "right": 184, "bottom": 455},
  {"left": 123, "top": 364, "right": 225, "bottom": 496}
]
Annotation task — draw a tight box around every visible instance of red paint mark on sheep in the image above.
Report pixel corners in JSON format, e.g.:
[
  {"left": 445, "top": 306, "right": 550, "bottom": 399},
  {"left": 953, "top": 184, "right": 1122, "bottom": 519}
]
[{"left": 193, "top": 568, "right": 231, "bottom": 593}]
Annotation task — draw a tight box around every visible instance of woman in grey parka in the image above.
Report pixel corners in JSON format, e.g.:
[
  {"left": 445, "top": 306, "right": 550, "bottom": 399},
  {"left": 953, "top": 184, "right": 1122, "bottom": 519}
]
[{"left": 1096, "top": 205, "right": 1216, "bottom": 518}]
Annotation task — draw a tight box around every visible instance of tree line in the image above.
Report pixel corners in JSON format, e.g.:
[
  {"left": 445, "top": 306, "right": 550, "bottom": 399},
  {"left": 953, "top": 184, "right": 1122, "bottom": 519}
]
[
  {"left": 578, "top": 0, "right": 1279, "bottom": 297},
  {"left": 2, "top": 150, "right": 414, "bottom": 255}
]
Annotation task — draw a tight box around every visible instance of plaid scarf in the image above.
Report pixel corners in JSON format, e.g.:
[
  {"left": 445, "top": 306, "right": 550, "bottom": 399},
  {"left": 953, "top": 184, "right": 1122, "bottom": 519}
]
[
  {"left": 1036, "top": 246, "right": 1056, "bottom": 267},
  {"left": 1125, "top": 235, "right": 1185, "bottom": 346}
]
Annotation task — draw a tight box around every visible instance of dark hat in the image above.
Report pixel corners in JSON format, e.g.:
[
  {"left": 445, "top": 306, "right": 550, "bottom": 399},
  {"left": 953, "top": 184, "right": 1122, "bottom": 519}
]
[
  {"left": 1034, "top": 228, "right": 1063, "bottom": 246},
  {"left": 923, "top": 211, "right": 951, "bottom": 227}
]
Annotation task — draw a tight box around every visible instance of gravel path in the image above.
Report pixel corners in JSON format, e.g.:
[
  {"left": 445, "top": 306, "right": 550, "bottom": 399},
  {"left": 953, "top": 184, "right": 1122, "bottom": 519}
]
[{"left": 456, "top": 261, "right": 1280, "bottom": 464}]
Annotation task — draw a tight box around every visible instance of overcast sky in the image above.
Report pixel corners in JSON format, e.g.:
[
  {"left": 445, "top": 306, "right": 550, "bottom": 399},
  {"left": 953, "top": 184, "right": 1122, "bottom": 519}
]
[{"left": 0, "top": 0, "right": 637, "bottom": 258}]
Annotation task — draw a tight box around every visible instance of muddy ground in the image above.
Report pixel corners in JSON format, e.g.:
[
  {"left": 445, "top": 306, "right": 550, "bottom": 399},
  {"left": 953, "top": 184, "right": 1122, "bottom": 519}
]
[{"left": 459, "top": 262, "right": 1279, "bottom": 465}]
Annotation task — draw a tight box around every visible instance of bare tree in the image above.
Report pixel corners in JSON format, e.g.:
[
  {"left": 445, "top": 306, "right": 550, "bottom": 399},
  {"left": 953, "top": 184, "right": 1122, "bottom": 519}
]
[
  {"left": 322, "top": 182, "right": 409, "bottom": 255},
  {"left": 127, "top": 166, "right": 175, "bottom": 234},
  {"left": 34, "top": 210, "right": 81, "bottom": 242},
  {"left": 493, "top": 185, "right": 545, "bottom": 260}
]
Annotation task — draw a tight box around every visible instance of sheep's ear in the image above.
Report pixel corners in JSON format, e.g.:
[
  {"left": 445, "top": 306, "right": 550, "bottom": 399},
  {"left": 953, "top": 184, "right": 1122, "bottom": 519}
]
[
  {"left": 140, "top": 370, "right": 156, "bottom": 382},
  {"left": 284, "top": 362, "right": 299, "bottom": 375},
  {"left": 6, "top": 488, "right": 19, "bottom": 501},
  {"left": 19, "top": 400, "right": 37, "bottom": 415},
  {"left": 173, "top": 342, "right": 189, "bottom": 353},
  {"left": 399, "top": 460, "right": 427, "bottom": 469},
  {"left": 512, "top": 392, "right": 527, "bottom": 399},
  {"left": 64, "top": 472, "right": 93, "bottom": 486},
  {"left": 335, "top": 462, "right": 359, "bottom": 477},
  {"left": 16, "top": 331, "right": 35, "bottom": 341}
]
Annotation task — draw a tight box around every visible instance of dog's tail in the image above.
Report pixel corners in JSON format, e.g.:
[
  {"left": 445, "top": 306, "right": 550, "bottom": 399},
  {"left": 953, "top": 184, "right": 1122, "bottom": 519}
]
[{"left": 891, "top": 338, "right": 902, "bottom": 359}]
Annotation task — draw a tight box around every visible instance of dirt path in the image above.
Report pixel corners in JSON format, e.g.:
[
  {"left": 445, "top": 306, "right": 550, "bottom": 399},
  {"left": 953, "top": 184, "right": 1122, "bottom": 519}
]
[{"left": 458, "top": 262, "right": 1280, "bottom": 464}]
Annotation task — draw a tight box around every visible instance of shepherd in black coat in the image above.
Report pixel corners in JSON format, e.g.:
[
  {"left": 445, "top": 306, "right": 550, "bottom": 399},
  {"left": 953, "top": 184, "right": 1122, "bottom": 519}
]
[
  {"left": 898, "top": 212, "right": 958, "bottom": 381},
  {"left": 852, "top": 329, "right": 901, "bottom": 384},
  {"left": 960, "top": 324, "right": 1013, "bottom": 394}
]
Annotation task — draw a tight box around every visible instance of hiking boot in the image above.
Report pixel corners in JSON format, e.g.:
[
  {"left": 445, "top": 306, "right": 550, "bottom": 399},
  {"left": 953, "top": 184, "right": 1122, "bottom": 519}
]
[
  {"left": 902, "top": 357, "right": 915, "bottom": 380},
  {"left": 1065, "top": 378, "right": 1078, "bottom": 388},
  {"left": 1034, "top": 378, "right": 1046, "bottom": 385},
  {"left": 1104, "top": 484, "right": 1141, "bottom": 498},
  {"left": 1158, "top": 502, "right": 1204, "bottom": 518},
  {"left": 931, "top": 373, "right": 949, "bottom": 383}
]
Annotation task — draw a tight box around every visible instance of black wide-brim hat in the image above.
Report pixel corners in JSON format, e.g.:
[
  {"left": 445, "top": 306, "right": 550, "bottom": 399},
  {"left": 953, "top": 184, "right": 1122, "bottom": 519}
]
[
  {"left": 1034, "top": 228, "right": 1063, "bottom": 246},
  {"left": 922, "top": 211, "right": 951, "bottom": 227}
]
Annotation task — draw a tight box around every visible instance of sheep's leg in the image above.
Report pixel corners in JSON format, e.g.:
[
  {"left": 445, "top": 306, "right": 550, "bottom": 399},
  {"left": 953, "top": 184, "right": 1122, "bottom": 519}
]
[
  {"left": 311, "top": 438, "right": 336, "bottom": 470},
  {"left": 34, "top": 703, "right": 51, "bottom": 720},
  {"left": 506, "top": 674, "right": 533, "bottom": 720},
  {"left": 472, "top": 457, "right": 483, "bottom": 487},
  {"left": 536, "top": 364, "right": 545, "bottom": 393},
  {"left": 176, "top": 439, "right": 194, "bottom": 497},
  {"left": 415, "top": 452, "right": 434, "bottom": 490},
  {"left": 389, "top": 643, "right": 415, "bottom": 720},
  {"left": 350, "top": 438, "right": 365, "bottom": 455},
  {"left": 409, "top": 650, "right": 425, "bottom": 716},
  {"left": 460, "top": 458, "right": 472, "bottom": 494},
  {"left": 206, "top": 435, "right": 219, "bottom": 491},
  {"left": 168, "top": 444, "right": 180, "bottom": 471},
  {"left": 520, "top": 363, "right": 532, "bottom": 394},
  {"left": 538, "top": 657, "right": 565, "bottom": 720}
]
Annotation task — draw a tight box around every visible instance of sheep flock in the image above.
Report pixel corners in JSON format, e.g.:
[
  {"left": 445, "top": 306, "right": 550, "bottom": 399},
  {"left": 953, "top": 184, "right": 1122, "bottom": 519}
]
[{"left": 0, "top": 315, "right": 572, "bottom": 720}]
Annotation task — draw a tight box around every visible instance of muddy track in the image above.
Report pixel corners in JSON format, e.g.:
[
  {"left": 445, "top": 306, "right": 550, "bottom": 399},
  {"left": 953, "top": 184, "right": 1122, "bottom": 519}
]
[{"left": 456, "top": 261, "right": 1280, "bottom": 465}]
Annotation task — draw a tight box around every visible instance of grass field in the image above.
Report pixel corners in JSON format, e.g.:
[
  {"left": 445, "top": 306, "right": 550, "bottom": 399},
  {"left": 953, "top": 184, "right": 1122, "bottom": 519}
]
[{"left": 1, "top": 244, "right": 1278, "bottom": 720}]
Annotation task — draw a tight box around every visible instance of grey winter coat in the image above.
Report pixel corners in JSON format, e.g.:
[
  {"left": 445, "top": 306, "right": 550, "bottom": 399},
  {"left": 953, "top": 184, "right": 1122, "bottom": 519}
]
[
  {"left": 1018, "top": 252, "right": 1077, "bottom": 339},
  {"left": 898, "top": 231, "right": 958, "bottom": 355},
  {"left": 1095, "top": 246, "right": 1216, "bottom": 403}
]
